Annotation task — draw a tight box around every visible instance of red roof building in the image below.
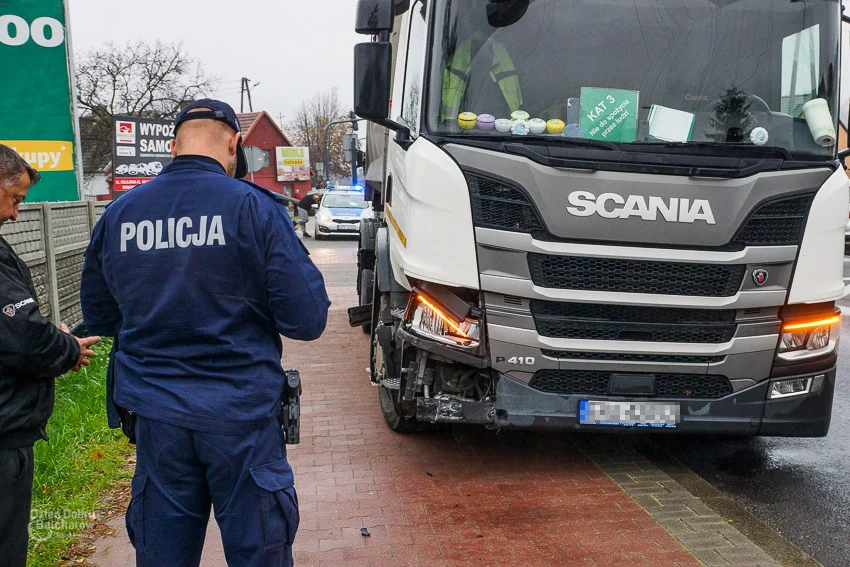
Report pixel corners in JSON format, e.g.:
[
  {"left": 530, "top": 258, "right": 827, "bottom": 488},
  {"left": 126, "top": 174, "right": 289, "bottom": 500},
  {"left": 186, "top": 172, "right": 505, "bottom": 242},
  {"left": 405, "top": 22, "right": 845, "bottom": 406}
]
[{"left": 237, "top": 111, "right": 312, "bottom": 199}]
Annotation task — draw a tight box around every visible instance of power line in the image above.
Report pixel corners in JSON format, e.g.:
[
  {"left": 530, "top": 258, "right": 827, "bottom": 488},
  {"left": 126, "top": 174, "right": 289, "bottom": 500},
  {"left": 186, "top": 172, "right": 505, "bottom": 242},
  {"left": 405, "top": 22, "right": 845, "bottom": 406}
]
[{"left": 209, "top": 78, "right": 243, "bottom": 86}]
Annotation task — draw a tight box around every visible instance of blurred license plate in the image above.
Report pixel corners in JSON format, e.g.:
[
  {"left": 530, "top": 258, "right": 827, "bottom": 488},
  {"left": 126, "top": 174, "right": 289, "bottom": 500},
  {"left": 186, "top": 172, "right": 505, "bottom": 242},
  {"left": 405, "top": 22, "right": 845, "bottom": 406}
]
[
  {"left": 336, "top": 224, "right": 358, "bottom": 231},
  {"left": 579, "top": 400, "right": 680, "bottom": 428}
]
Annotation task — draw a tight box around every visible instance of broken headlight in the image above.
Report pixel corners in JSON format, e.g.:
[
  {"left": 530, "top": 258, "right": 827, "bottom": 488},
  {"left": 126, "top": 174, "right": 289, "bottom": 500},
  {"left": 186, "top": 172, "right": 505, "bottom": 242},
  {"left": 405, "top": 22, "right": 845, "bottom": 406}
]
[{"left": 408, "top": 293, "right": 481, "bottom": 349}]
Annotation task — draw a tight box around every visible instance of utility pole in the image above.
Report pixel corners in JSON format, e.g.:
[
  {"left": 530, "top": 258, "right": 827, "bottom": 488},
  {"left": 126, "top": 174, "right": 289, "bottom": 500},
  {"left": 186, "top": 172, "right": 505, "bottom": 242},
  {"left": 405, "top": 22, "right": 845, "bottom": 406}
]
[
  {"left": 240, "top": 78, "right": 255, "bottom": 112},
  {"left": 240, "top": 78, "right": 245, "bottom": 112},
  {"left": 350, "top": 111, "right": 359, "bottom": 186},
  {"left": 350, "top": 136, "right": 359, "bottom": 186}
]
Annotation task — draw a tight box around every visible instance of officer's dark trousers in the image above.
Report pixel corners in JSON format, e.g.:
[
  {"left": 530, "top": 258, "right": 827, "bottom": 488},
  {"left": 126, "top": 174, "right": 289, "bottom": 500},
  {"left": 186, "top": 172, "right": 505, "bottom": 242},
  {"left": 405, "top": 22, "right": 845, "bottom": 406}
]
[
  {"left": 0, "top": 446, "right": 34, "bottom": 567},
  {"left": 128, "top": 415, "right": 298, "bottom": 567}
]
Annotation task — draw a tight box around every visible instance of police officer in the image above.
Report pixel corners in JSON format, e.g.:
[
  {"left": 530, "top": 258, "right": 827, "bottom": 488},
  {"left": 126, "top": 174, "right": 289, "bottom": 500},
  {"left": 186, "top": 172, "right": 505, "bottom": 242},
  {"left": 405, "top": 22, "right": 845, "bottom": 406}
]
[
  {"left": 0, "top": 143, "right": 100, "bottom": 566},
  {"left": 80, "top": 99, "right": 330, "bottom": 567}
]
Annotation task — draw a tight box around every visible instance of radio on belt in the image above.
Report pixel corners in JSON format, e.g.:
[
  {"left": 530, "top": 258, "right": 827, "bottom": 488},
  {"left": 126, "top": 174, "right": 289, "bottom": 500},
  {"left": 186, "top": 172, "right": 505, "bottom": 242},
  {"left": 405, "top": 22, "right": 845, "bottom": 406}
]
[{"left": 280, "top": 369, "right": 302, "bottom": 444}]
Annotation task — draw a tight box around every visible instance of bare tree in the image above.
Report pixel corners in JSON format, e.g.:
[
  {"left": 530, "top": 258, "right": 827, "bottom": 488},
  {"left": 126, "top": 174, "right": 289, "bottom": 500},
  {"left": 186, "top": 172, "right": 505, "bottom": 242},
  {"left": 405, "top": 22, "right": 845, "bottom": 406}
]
[
  {"left": 76, "top": 40, "right": 216, "bottom": 178},
  {"left": 287, "top": 89, "right": 352, "bottom": 181}
]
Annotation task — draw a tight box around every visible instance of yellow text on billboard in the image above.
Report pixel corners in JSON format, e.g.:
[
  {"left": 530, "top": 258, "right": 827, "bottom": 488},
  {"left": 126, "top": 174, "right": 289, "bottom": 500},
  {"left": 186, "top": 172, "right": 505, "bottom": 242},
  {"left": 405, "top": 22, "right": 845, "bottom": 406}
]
[{"left": 1, "top": 140, "right": 75, "bottom": 171}]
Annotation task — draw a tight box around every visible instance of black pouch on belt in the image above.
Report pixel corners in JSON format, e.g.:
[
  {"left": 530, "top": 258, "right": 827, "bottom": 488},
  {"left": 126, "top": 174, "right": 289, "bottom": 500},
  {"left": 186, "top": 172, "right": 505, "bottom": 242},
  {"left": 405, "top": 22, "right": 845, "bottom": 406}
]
[{"left": 279, "top": 370, "right": 302, "bottom": 444}]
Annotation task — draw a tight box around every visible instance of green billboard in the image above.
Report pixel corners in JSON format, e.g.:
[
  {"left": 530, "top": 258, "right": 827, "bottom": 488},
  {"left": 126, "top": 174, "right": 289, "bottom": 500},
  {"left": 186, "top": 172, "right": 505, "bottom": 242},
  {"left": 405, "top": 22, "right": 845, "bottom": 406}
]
[{"left": 0, "top": 1, "right": 80, "bottom": 202}]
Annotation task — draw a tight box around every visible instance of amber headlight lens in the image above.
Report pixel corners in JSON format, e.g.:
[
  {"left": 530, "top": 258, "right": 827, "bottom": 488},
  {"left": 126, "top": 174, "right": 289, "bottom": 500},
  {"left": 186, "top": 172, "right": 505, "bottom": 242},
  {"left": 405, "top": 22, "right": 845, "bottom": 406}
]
[{"left": 778, "top": 315, "right": 840, "bottom": 361}]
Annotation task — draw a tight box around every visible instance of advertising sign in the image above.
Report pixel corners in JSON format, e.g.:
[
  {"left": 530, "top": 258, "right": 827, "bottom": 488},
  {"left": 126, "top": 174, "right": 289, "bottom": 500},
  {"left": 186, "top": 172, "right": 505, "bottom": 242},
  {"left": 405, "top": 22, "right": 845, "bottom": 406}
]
[
  {"left": 112, "top": 116, "right": 174, "bottom": 191},
  {"left": 0, "top": 0, "right": 81, "bottom": 202},
  {"left": 276, "top": 146, "right": 311, "bottom": 182},
  {"left": 580, "top": 88, "right": 639, "bottom": 143}
]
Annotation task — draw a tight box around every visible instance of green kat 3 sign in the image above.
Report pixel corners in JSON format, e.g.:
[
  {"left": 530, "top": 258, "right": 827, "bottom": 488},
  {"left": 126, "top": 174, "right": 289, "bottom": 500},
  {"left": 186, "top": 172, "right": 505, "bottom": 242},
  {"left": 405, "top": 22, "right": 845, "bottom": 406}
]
[{"left": 580, "top": 88, "right": 639, "bottom": 143}]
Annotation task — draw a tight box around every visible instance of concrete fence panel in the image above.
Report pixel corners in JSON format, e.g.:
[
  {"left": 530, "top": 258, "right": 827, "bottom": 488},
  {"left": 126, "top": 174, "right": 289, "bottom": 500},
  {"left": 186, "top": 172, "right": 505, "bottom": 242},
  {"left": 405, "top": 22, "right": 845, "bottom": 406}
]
[{"left": 1, "top": 201, "right": 106, "bottom": 329}]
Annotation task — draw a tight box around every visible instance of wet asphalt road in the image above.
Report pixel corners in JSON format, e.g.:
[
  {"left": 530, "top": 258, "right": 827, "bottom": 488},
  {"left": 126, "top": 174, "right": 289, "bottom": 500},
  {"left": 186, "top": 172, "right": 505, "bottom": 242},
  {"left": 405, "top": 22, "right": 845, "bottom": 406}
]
[{"left": 646, "top": 259, "right": 850, "bottom": 567}]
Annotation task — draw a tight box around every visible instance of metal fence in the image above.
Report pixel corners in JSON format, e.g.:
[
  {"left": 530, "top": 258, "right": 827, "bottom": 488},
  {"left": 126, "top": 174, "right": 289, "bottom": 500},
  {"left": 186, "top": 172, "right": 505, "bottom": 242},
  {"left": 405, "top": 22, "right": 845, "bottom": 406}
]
[{"left": 1, "top": 201, "right": 108, "bottom": 329}]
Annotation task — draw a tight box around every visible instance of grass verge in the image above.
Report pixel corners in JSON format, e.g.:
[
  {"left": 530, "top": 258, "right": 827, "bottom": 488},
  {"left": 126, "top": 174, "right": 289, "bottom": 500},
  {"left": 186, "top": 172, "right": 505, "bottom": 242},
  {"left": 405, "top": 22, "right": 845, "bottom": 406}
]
[{"left": 27, "top": 338, "right": 135, "bottom": 567}]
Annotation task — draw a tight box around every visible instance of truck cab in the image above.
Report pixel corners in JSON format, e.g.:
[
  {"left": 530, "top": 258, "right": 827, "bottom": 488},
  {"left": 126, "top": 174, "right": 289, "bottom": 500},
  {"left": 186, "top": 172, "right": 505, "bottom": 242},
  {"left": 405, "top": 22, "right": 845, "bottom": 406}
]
[{"left": 351, "top": 0, "right": 848, "bottom": 436}]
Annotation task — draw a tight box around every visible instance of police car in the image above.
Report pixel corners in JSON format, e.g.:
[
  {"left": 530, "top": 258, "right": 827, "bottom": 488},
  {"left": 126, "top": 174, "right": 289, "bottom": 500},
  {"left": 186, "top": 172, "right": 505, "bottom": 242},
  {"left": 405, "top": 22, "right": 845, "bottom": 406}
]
[{"left": 314, "top": 187, "right": 373, "bottom": 239}]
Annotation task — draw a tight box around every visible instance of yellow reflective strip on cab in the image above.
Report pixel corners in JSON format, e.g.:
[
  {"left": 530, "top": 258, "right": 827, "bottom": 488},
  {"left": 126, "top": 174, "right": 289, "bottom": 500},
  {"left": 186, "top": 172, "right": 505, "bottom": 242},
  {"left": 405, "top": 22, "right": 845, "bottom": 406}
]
[{"left": 385, "top": 206, "right": 407, "bottom": 248}]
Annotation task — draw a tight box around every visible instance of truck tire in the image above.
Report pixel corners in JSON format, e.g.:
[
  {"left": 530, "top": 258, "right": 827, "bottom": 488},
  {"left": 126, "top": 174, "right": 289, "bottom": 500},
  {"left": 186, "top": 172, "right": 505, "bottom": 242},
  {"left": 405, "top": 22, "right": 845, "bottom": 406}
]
[
  {"left": 378, "top": 385, "right": 431, "bottom": 433},
  {"left": 372, "top": 286, "right": 431, "bottom": 434},
  {"left": 360, "top": 219, "right": 378, "bottom": 252},
  {"left": 358, "top": 219, "right": 379, "bottom": 334},
  {"left": 360, "top": 269, "right": 374, "bottom": 334}
]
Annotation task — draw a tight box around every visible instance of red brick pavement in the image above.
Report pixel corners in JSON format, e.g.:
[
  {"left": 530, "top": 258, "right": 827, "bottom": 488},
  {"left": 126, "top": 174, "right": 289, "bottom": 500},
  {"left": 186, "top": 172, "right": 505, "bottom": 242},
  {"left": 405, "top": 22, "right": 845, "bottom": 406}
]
[
  {"left": 88, "top": 241, "right": 702, "bottom": 567},
  {"left": 282, "top": 310, "right": 700, "bottom": 567}
]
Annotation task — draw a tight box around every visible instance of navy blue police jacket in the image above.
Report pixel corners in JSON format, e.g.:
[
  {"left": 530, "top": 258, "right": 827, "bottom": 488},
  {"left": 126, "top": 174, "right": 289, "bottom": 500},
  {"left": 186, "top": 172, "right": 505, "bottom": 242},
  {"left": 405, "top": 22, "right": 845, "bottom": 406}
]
[{"left": 81, "top": 155, "right": 330, "bottom": 434}]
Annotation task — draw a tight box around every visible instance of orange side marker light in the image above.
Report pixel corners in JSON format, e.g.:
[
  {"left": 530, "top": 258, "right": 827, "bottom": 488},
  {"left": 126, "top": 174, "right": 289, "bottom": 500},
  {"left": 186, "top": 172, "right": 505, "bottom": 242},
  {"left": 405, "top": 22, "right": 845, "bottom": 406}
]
[{"left": 782, "top": 315, "right": 841, "bottom": 332}]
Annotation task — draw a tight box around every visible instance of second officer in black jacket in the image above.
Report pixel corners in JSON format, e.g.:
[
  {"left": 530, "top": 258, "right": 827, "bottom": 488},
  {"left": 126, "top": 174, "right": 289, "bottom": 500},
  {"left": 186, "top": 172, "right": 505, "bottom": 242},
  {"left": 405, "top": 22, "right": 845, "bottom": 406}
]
[{"left": 0, "top": 143, "right": 101, "bottom": 567}]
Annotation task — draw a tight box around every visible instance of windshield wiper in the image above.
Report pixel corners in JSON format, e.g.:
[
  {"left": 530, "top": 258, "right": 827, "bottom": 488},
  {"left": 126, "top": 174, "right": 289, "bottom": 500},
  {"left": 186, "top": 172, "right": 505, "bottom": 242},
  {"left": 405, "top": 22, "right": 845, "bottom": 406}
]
[
  {"left": 522, "top": 135, "right": 619, "bottom": 151},
  {"left": 622, "top": 142, "right": 793, "bottom": 161}
]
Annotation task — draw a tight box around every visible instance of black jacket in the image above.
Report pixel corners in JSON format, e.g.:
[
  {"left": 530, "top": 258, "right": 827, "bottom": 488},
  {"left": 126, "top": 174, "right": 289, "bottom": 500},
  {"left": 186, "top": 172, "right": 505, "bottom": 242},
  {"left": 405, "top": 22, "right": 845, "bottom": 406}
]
[
  {"left": 297, "top": 194, "right": 316, "bottom": 211},
  {"left": 0, "top": 236, "right": 80, "bottom": 449}
]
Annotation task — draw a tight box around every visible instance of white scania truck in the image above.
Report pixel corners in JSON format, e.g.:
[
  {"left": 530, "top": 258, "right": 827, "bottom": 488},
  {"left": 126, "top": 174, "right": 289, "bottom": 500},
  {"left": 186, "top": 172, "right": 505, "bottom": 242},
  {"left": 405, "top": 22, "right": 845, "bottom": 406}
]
[{"left": 349, "top": 0, "right": 849, "bottom": 436}]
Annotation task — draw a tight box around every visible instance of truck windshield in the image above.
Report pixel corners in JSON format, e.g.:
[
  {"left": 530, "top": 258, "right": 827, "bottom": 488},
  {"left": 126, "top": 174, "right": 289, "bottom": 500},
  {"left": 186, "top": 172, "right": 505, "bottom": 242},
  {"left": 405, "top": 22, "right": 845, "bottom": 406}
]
[{"left": 425, "top": 0, "right": 841, "bottom": 161}]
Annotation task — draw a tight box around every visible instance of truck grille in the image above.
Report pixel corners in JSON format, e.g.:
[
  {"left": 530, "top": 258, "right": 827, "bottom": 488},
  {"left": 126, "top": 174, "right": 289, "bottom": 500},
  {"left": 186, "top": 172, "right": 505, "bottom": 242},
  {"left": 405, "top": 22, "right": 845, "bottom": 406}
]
[
  {"left": 528, "top": 370, "right": 732, "bottom": 398},
  {"left": 530, "top": 301, "right": 737, "bottom": 343},
  {"left": 540, "top": 351, "right": 724, "bottom": 364},
  {"left": 467, "top": 174, "right": 544, "bottom": 232},
  {"left": 730, "top": 194, "right": 813, "bottom": 247},
  {"left": 527, "top": 254, "right": 745, "bottom": 297},
  {"left": 467, "top": 171, "right": 813, "bottom": 249}
]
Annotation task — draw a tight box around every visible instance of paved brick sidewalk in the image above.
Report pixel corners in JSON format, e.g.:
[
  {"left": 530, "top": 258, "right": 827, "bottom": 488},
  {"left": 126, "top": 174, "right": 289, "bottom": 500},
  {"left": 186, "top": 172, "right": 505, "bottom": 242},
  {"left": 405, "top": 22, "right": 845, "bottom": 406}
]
[{"left": 87, "top": 241, "right": 789, "bottom": 567}]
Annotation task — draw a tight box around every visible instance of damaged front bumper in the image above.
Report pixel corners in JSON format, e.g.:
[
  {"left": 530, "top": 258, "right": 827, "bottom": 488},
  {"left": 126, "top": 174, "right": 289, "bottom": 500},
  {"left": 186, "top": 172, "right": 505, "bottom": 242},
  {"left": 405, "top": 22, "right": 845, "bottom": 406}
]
[
  {"left": 492, "top": 370, "right": 835, "bottom": 437},
  {"left": 414, "top": 370, "right": 835, "bottom": 437}
]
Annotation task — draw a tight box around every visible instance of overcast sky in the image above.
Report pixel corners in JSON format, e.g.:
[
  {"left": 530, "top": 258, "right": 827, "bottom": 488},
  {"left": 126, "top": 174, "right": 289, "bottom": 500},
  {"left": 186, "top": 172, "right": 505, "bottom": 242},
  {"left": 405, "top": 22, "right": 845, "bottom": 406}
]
[
  {"left": 67, "top": 0, "right": 362, "bottom": 132},
  {"left": 65, "top": 1, "right": 850, "bottom": 129}
]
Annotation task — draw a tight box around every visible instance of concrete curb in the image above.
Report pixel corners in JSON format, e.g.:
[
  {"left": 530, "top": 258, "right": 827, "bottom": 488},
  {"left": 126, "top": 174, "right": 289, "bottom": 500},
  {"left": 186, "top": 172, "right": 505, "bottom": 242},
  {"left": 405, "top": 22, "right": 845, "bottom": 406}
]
[{"left": 580, "top": 440, "right": 813, "bottom": 567}]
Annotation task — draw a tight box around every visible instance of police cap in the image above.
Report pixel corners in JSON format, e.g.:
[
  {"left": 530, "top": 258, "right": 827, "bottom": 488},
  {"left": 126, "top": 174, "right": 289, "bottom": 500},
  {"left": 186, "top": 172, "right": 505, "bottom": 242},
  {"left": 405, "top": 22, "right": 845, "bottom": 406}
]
[{"left": 175, "top": 98, "right": 248, "bottom": 179}]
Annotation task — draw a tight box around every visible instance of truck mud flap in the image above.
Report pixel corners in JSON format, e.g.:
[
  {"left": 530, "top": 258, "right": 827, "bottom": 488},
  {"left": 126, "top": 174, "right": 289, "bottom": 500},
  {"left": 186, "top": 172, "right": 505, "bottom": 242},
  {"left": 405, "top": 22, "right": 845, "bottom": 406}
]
[
  {"left": 416, "top": 397, "right": 495, "bottom": 425},
  {"left": 348, "top": 304, "right": 373, "bottom": 327}
]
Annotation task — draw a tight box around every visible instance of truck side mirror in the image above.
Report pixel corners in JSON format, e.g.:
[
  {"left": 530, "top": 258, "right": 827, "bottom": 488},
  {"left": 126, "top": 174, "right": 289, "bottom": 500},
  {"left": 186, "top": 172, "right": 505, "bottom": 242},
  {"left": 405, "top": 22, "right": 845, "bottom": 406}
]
[
  {"left": 354, "top": 42, "right": 396, "bottom": 127},
  {"left": 356, "top": 0, "right": 394, "bottom": 34}
]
